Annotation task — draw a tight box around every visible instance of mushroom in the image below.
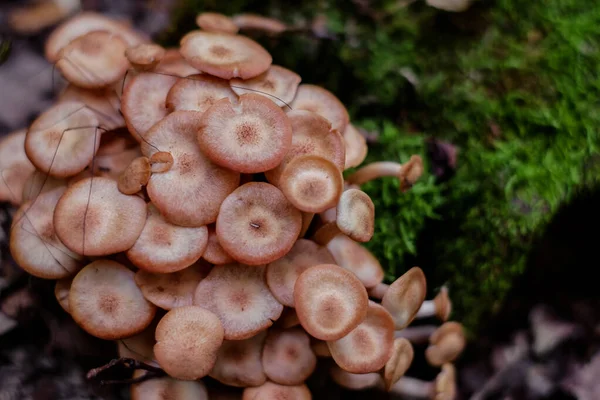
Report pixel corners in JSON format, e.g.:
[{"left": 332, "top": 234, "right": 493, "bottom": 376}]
[
  {"left": 232, "top": 14, "right": 288, "bottom": 35},
  {"left": 327, "top": 302, "right": 395, "bottom": 374},
  {"left": 324, "top": 235, "right": 383, "bottom": 289},
  {"left": 53, "top": 177, "right": 147, "bottom": 256},
  {"left": 197, "top": 93, "right": 292, "bottom": 173},
  {"left": 210, "top": 331, "right": 268, "bottom": 387},
  {"left": 126, "top": 204, "right": 209, "bottom": 273},
  {"left": 154, "top": 48, "right": 200, "bottom": 77},
  {"left": 294, "top": 263, "right": 369, "bottom": 341},
  {"left": 382, "top": 338, "right": 415, "bottom": 391},
  {"left": 230, "top": 65, "right": 301, "bottom": 108},
  {"left": 262, "top": 328, "right": 317, "bottom": 385},
  {"left": 149, "top": 151, "right": 174, "bottom": 173},
  {"left": 391, "top": 363, "right": 456, "bottom": 400},
  {"left": 196, "top": 12, "right": 239, "bottom": 34},
  {"left": 394, "top": 325, "right": 438, "bottom": 344},
  {"left": 425, "top": 322, "right": 466, "bottom": 367},
  {"left": 130, "top": 371, "right": 209, "bottom": 400},
  {"left": 346, "top": 156, "right": 424, "bottom": 192},
  {"left": 68, "top": 260, "right": 156, "bottom": 339},
  {"left": 276, "top": 308, "right": 301, "bottom": 329},
  {"left": 166, "top": 74, "right": 238, "bottom": 114},
  {"left": 54, "top": 277, "right": 73, "bottom": 313},
  {"left": 242, "top": 381, "right": 311, "bottom": 400},
  {"left": 180, "top": 31, "right": 272, "bottom": 80},
  {"left": 8, "top": 0, "right": 80, "bottom": 35},
  {"left": 265, "top": 239, "right": 334, "bottom": 307},
  {"left": 343, "top": 124, "right": 368, "bottom": 169},
  {"left": 193, "top": 263, "right": 283, "bottom": 340},
  {"left": 153, "top": 306, "right": 224, "bottom": 380},
  {"left": 330, "top": 365, "right": 383, "bottom": 390},
  {"left": 216, "top": 182, "right": 301, "bottom": 265},
  {"left": 0, "top": 129, "right": 36, "bottom": 205},
  {"left": 118, "top": 156, "right": 151, "bottom": 195},
  {"left": 125, "top": 43, "right": 166, "bottom": 71},
  {"left": 381, "top": 267, "right": 428, "bottom": 330},
  {"left": 289, "top": 84, "right": 349, "bottom": 133},
  {"left": 415, "top": 286, "right": 452, "bottom": 322},
  {"left": 92, "top": 146, "right": 142, "bottom": 181},
  {"left": 426, "top": 0, "right": 472, "bottom": 12}
]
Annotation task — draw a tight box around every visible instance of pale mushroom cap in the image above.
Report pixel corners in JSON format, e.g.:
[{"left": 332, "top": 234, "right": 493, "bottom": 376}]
[
  {"left": 194, "top": 263, "right": 283, "bottom": 340},
  {"left": 382, "top": 267, "right": 428, "bottom": 330},
  {"left": 0, "top": 130, "right": 36, "bottom": 205},
  {"left": 126, "top": 204, "right": 209, "bottom": 273},
  {"left": 426, "top": 322, "right": 466, "bottom": 367},
  {"left": 289, "top": 84, "right": 349, "bottom": 133},
  {"left": 180, "top": 31, "right": 272, "bottom": 80},
  {"left": 118, "top": 156, "right": 151, "bottom": 195},
  {"left": 216, "top": 182, "right": 302, "bottom": 265},
  {"left": 55, "top": 277, "right": 73, "bottom": 313},
  {"left": 336, "top": 189, "right": 375, "bottom": 243},
  {"left": 135, "top": 261, "right": 211, "bottom": 310},
  {"left": 327, "top": 302, "right": 395, "bottom": 374},
  {"left": 343, "top": 124, "right": 368, "bottom": 169},
  {"left": 202, "top": 224, "right": 235, "bottom": 265},
  {"left": 210, "top": 331, "right": 267, "bottom": 387},
  {"left": 265, "top": 239, "right": 334, "bottom": 307},
  {"left": 58, "top": 85, "right": 124, "bottom": 130},
  {"left": 166, "top": 74, "right": 238, "bottom": 114},
  {"left": 8, "top": 0, "right": 80, "bottom": 35},
  {"left": 25, "top": 101, "right": 101, "bottom": 178},
  {"left": 93, "top": 147, "right": 142, "bottom": 181},
  {"left": 149, "top": 151, "right": 174, "bottom": 173},
  {"left": 230, "top": 65, "right": 301, "bottom": 108},
  {"left": 198, "top": 94, "right": 292, "bottom": 173},
  {"left": 232, "top": 14, "right": 288, "bottom": 34},
  {"left": 125, "top": 43, "right": 166, "bottom": 70},
  {"left": 262, "top": 328, "right": 317, "bottom": 385},
  {"left": 242, "top": 381, "right": 311, "bottom": 400},
  {"left": 326, "top": 235, "right": 384, "bottom": 289},
  {"left": 69, "top": 260, "right": 156, "bottom": 339},
  {"left": 22, "top": 169, "right": 66, "bottom": 205},
  {"left": 131, "top": 371, "right": 209, "bottom": 400},
  {"left": 330, "top": 366, "right": 383, "bottom": 390},
  {"left": 141, "top": 111, "right": 240, "bottom": 227},
  {"left": 383, "top": 338, "right": 415, "bottom": 391},
  {"left": 196, "top": 12, "right": 239, "bottom": 34},
  {"left": 154, "top": 306, "right": 224, "bottom": 380},
  {"left": 53, "top": 177, "right": 147, "bottom": 256},
  {"left": 10, "top": 186, "right": 83, "bottom": 279},
  {"left": 294, "top": 264, "right": 369, "bottom": 341}
]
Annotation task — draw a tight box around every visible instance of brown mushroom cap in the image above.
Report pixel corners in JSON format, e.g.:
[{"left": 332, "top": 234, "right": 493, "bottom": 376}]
[
  {"left": 210, "top": 331, "right": 268, "bottom": 387},
  {"left": 262, "top": 328, "right": 317, "bottom": 385},
  {"left": 335, "top": 189, "right": 375, "bottom": 243},
  {"left": 381, "top": 267, "right": 427, "bottom": 330},
  {"left": 10, "top": 187, "right": 83, "bottom": 279},
  {"left": 69, "top": 260, "right": 156, "bottom": 339},
  {"left": 279, "top": 155, "right": 344, "bottom": 213},
  {"left": 230, "top": 65, "right": 301, "bottom": 108},
  {"left": 154, "top": 305, "right": 224, "bottom": 380},
  {"left": 289, "top": 84, "right": 349, "bottom": 133},
  {"left": 265, "top": 110, "right": 345, "bottom": 186},
  {"left": 56, "top": 30, "right": 129, "bottom": 89},
  {"left": 294, "top": 264, "right": 369, "bottom": 341},
  {"left": 126, "top": 204, "right": 209, "bottom": 272},
  {"left": 125, "top": 43, "right": 166, "bottom": 71},
  {"left": 180, "top": 31, "right": 272, "bottom": 80},
  {"left": 25, "top": 101, "right": 101, "bottom": 178},
  {"left": 0, "top": 129, "right": 36, "bottom": 205},
  {"left": 242, "top": 381, "right": 311, "bottom": 400},
  {"left": 121, "top": 71, "right": 178, "bottom": 142},
  {"left": 425, "top": 322, "right": 466, "bottom": 367},
  {"left": 92, "top": 146, "right": 142, "bottom": 181},
  {"left": 327, "top": 302, "right": 395, "bottom": 374},
  {"left": 118, "top": 156, "right": 150, "bottom": 195},
  {"left": 141, "top": 111, "right": 240, "bottom": 227},
  {"left": 202, "top": 224, "right": 235, "bottom": 265},
  {"left": 216, "top": 182, "right": 302, "bottom": 265},
  {"left": 149, "top": 151, "right": 174, "bottom": 173},
  {"left": 8, "top": 0, "right": 80, "bottom": 35},
  {"left": 265, "top": 239, "right": 334, "bottom": 307},
  {"left": 196, "top": 12, "right": 239, "bottom": 34},
  {"left": 58, "top": 84, "right": 124, "bottom": 130},
  {"left": 330, "top": 365, "right": 383, "bottom": 390},
  {"left": 194, "top": 263, "right": 283, "bottom": 340},
  {"left": 383, "top": 338, "right": 415, "bottom": 391},
  {"left": 54, "top": 277, "right": 73, "bottom": 313},
  {"left": 154, "top": 49, "right": 200, "bottom": 76},
  {"left": 198, "top": 93, "right": 292, "bottom": 173},
  {"left": 326, "top": 235, "right": 384, "bottom": 289},
  {"left": 166, "top": 74, "right": 238, "bottom": 114},
  {"left": 135, "top": 261, "right": 211, "bottom": 310},
  {"left": 343, "top": 124, "right": 368, "bottom": 169},
  {"left": 232, "top": 14, "right": 288, "bottom": 34},
  {"left": 53, "top": 177, "right": 147, "bottom": 256},
  {"left": 131, "top": 371, "right": 209, "bottom": 400}
]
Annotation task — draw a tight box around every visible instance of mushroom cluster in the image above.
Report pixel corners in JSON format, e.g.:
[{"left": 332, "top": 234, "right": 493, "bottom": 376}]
[{"left": 0, "top": 11, "right": 465, "bottom": 399}]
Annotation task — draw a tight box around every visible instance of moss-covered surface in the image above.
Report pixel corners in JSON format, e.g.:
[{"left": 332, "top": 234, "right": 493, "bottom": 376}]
[{"left": 165, "top": 0, "right": 600, "bottom": 332}]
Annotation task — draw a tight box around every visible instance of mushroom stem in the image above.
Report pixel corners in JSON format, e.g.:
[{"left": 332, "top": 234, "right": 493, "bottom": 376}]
[
  {"left": 394, "top": 325, "right": 436, "bottom": 344},
  {"left": 415, "top": 300, "right": 437, "bottom": 319},
  {"left": 299, "top": 212, "right": 315, "bottom": 238},
  {"left": 391, "top": 376, "right": 433, "bottom": 398},
  {"left": 346, "top": 161, "right": 402, "bottom": 185},
  {"left": 367, "top": 282, "right": 389, "bottom": 299}
]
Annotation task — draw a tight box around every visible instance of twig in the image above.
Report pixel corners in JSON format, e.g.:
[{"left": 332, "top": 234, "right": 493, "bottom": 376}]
[{"left": 86, "top": 357, "right": 166, "bottom": 385}]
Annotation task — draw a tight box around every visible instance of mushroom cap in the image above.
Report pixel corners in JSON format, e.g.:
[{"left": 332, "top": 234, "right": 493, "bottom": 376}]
[
  {"left": 434, "top": 287, "right": 452, "bottom": 321},
  {"left": 56, "top": 30, "right": 129, "bottom": 89},
  {"left": 25, "top": 101, "right": 101, "bottom": 178},
  {"left": 434, "top": 364, "right": 457, "bottom": 400},
  {"left": 125, "top": 43, "right": 166, "bottom": 71},
  {"left": 202, "top": 224, "right": 235, "bottom": 265},
  {"left": 54, "top": 277, "right": 73, "bottom": 313},
  {"left": 194, "top": 263, "right": 283, "bottom": 340},
  {"left": 166, "top": 74, "right": 238, "bottom": 114},
  {"left": 118, "top": 317, "right": 160, "bottom": 366},
  {"left": 198, "top": 93, "right": 292, "bottom": 173},
  {"left": 262, "top": 328, "right": 317, "bottom": 386},
  {"left": 141, "top": 111, "right": 240, "bottom": 227},
  {"left": 382, "top": 338, "right": 414, "bottom": 391},
  {"left": 135, "top": 261, "right": 211, "bottom": 310},
  {"left": 398, "top": 155, "right": 424, "bottom": 192},
  {"left": 69, "top": 260, "right": 156, "bottom": 339},
  {"left": 232, "top": 14, "right": 287, "bottom": 34},
  {"left": 330, "top": 365, "right": 383, "bottom": 390},
  {"left": 279, "top": 155, "right": 344, "bottom": 213},
  {"left": 343, "top": 124, "right": 368, "bottom": 169},
  {"left": 381, "top": 267, "right": 427, "bottom": 330},
  {"left": 0, "top": 129, "right": 36, "bottom": 205},
  {"left": 126, "top": 204, "right": 209, "bottom": 273},
  {"left": 196, "top": 12, "right": 239, "bottom": 34},
  {"left": 53, "top": 177, "right": 147, "bottom": 256},
  {"left": 216, "top": 182, "right": 302, "bottom": 265},
  {"left": 10, "top": 186, "right": 83, "bottom": 279},
  {"left": 326, "top": 235, "right": 384, "bottom": 289},
  {"left": 265, "top": 239, "right": 334, "bottom": 307},
  {"left": 58, "top": 85, "right": 124, "bottom": 130},
  {"left": 336, "top": 188, "right": 375, "bottom": 243},
  {"left": 154, "top": 48, "right": 199, "bottom": 76},
  {"left": 327, "top": 302, "right": 395, "bottom": 374},
  {"left": 93, "top": 146, "right": 142, "bottom": 181},
  {"left": 180, "top": 31, "right": 272, "bottom": 80},
  {"left": 425, "top": 322, "right": 466, "bottom": 367},
  {"left": 121, "top": 71, "right": 178, "bottom": 142},
  {"left": 265, "top": 110, "right": 345, "bottom": 186},
  {"left": 130, "top": 371, "right": 209, "bottom": 400},
  {"left": 154, "top": 306, "right": 224, "bottom": 380},
  {"left": 210, "top": 331, "right": 267, "bottom": 387},
  {"left": 242, "top": 382, "right": 311, "bottom": 400},
  {"left": 294, "top": 264, "right": 369, "bottom": 341},
  {"left": 230, "top": 65, "right": 301, "bottom": 108},
  {"left": 149, "top": 151, "right": 174, "bottom": 173},
  {"left": 289, "top": 84, "right": 349, "bottom": 133},
  {"left": 118, "top": 156, "right": 151, "bottom": 195}
]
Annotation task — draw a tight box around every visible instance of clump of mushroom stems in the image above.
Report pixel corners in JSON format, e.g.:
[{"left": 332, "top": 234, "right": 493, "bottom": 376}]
[{"left": 0, "top": 10, "right": 465, "bottom": 399}]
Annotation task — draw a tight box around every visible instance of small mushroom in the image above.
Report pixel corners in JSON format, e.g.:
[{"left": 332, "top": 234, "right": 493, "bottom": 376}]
[
  {"left": 54, "top": 277, "right": 73, "bottom": 313},
  {"left": 346, "top": 156, "right": 424, "bottom": 192},
  {"left": 325, "top": 235, "right": 383, "bottom": 289},
  {"left": 276, "top": 308, "right": 301, "bottom": 329},
  {"left": 415, "top": 287, "right": 452, "bottom": 322},
  {"left": 125, "top": 43, "right": 166, "bottom": 71},
  {"left": 118, "top": 156, "right": 151, "bottom": 195},
  {"left": 330, "top": 365, "right": 383, "bottom": 390},
  {"left": 8, "top": 0, "right": 80, "bottom": 35},
  {"left": 0, "top": 130, "right": 36, "bottom": 205},
  {"left": 154, "top": 48, "right": 199, "bottom": 76},
  {"left": 166, "top": 74, "right": 238, "bottom": 114},
  {"left": 196, "top": 12, "right": 239, "bottom": 34},
  {"left": 426, "top": 0, "right": 472, "bottom": 12},
  {"left": 343, "top": 124, "right": 368, "bottom": 169},
  {"left": 262, "top": 328, "right": 317, "bottom": 385},
  {"left": 232, "top": 14, "right": 288, "bottom": 35},
  {"left": 230, "top": 65, "right": 301, "bottom": 108},
  {"left": 289, "top": 84, "right": 349, "bottom": 133},
  {"left": 149, "top": 151, "right": 174, "bottom": 173},
  {"left": 391, "top": 363, "right": 456, "bottom": 400},
  {"left": 69, "top": 260, "right": 156, "bottom": 339},
  {"left": 381, "top": 267, "right": 428, "bottom": 330},
  {"left": 425, "top": 322, "right": 466, "bottom": 367},
  {"left": 242, "top": 381, "right": 311, "bottom": 400},
  {"left": 153, "top": 306, "right": 224, "bottom": 380},
  {"left": 210, "top": 331, "right": 267, "bottom": 387},
  {"left": 383, "top": 338, "right": 415, "bottom": 391},
  {"left": 130, "top": 371, "right": 209, "bottom": 400},
  {"left": 202, "top": 224, "right": 235, "bottom": 265}
]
